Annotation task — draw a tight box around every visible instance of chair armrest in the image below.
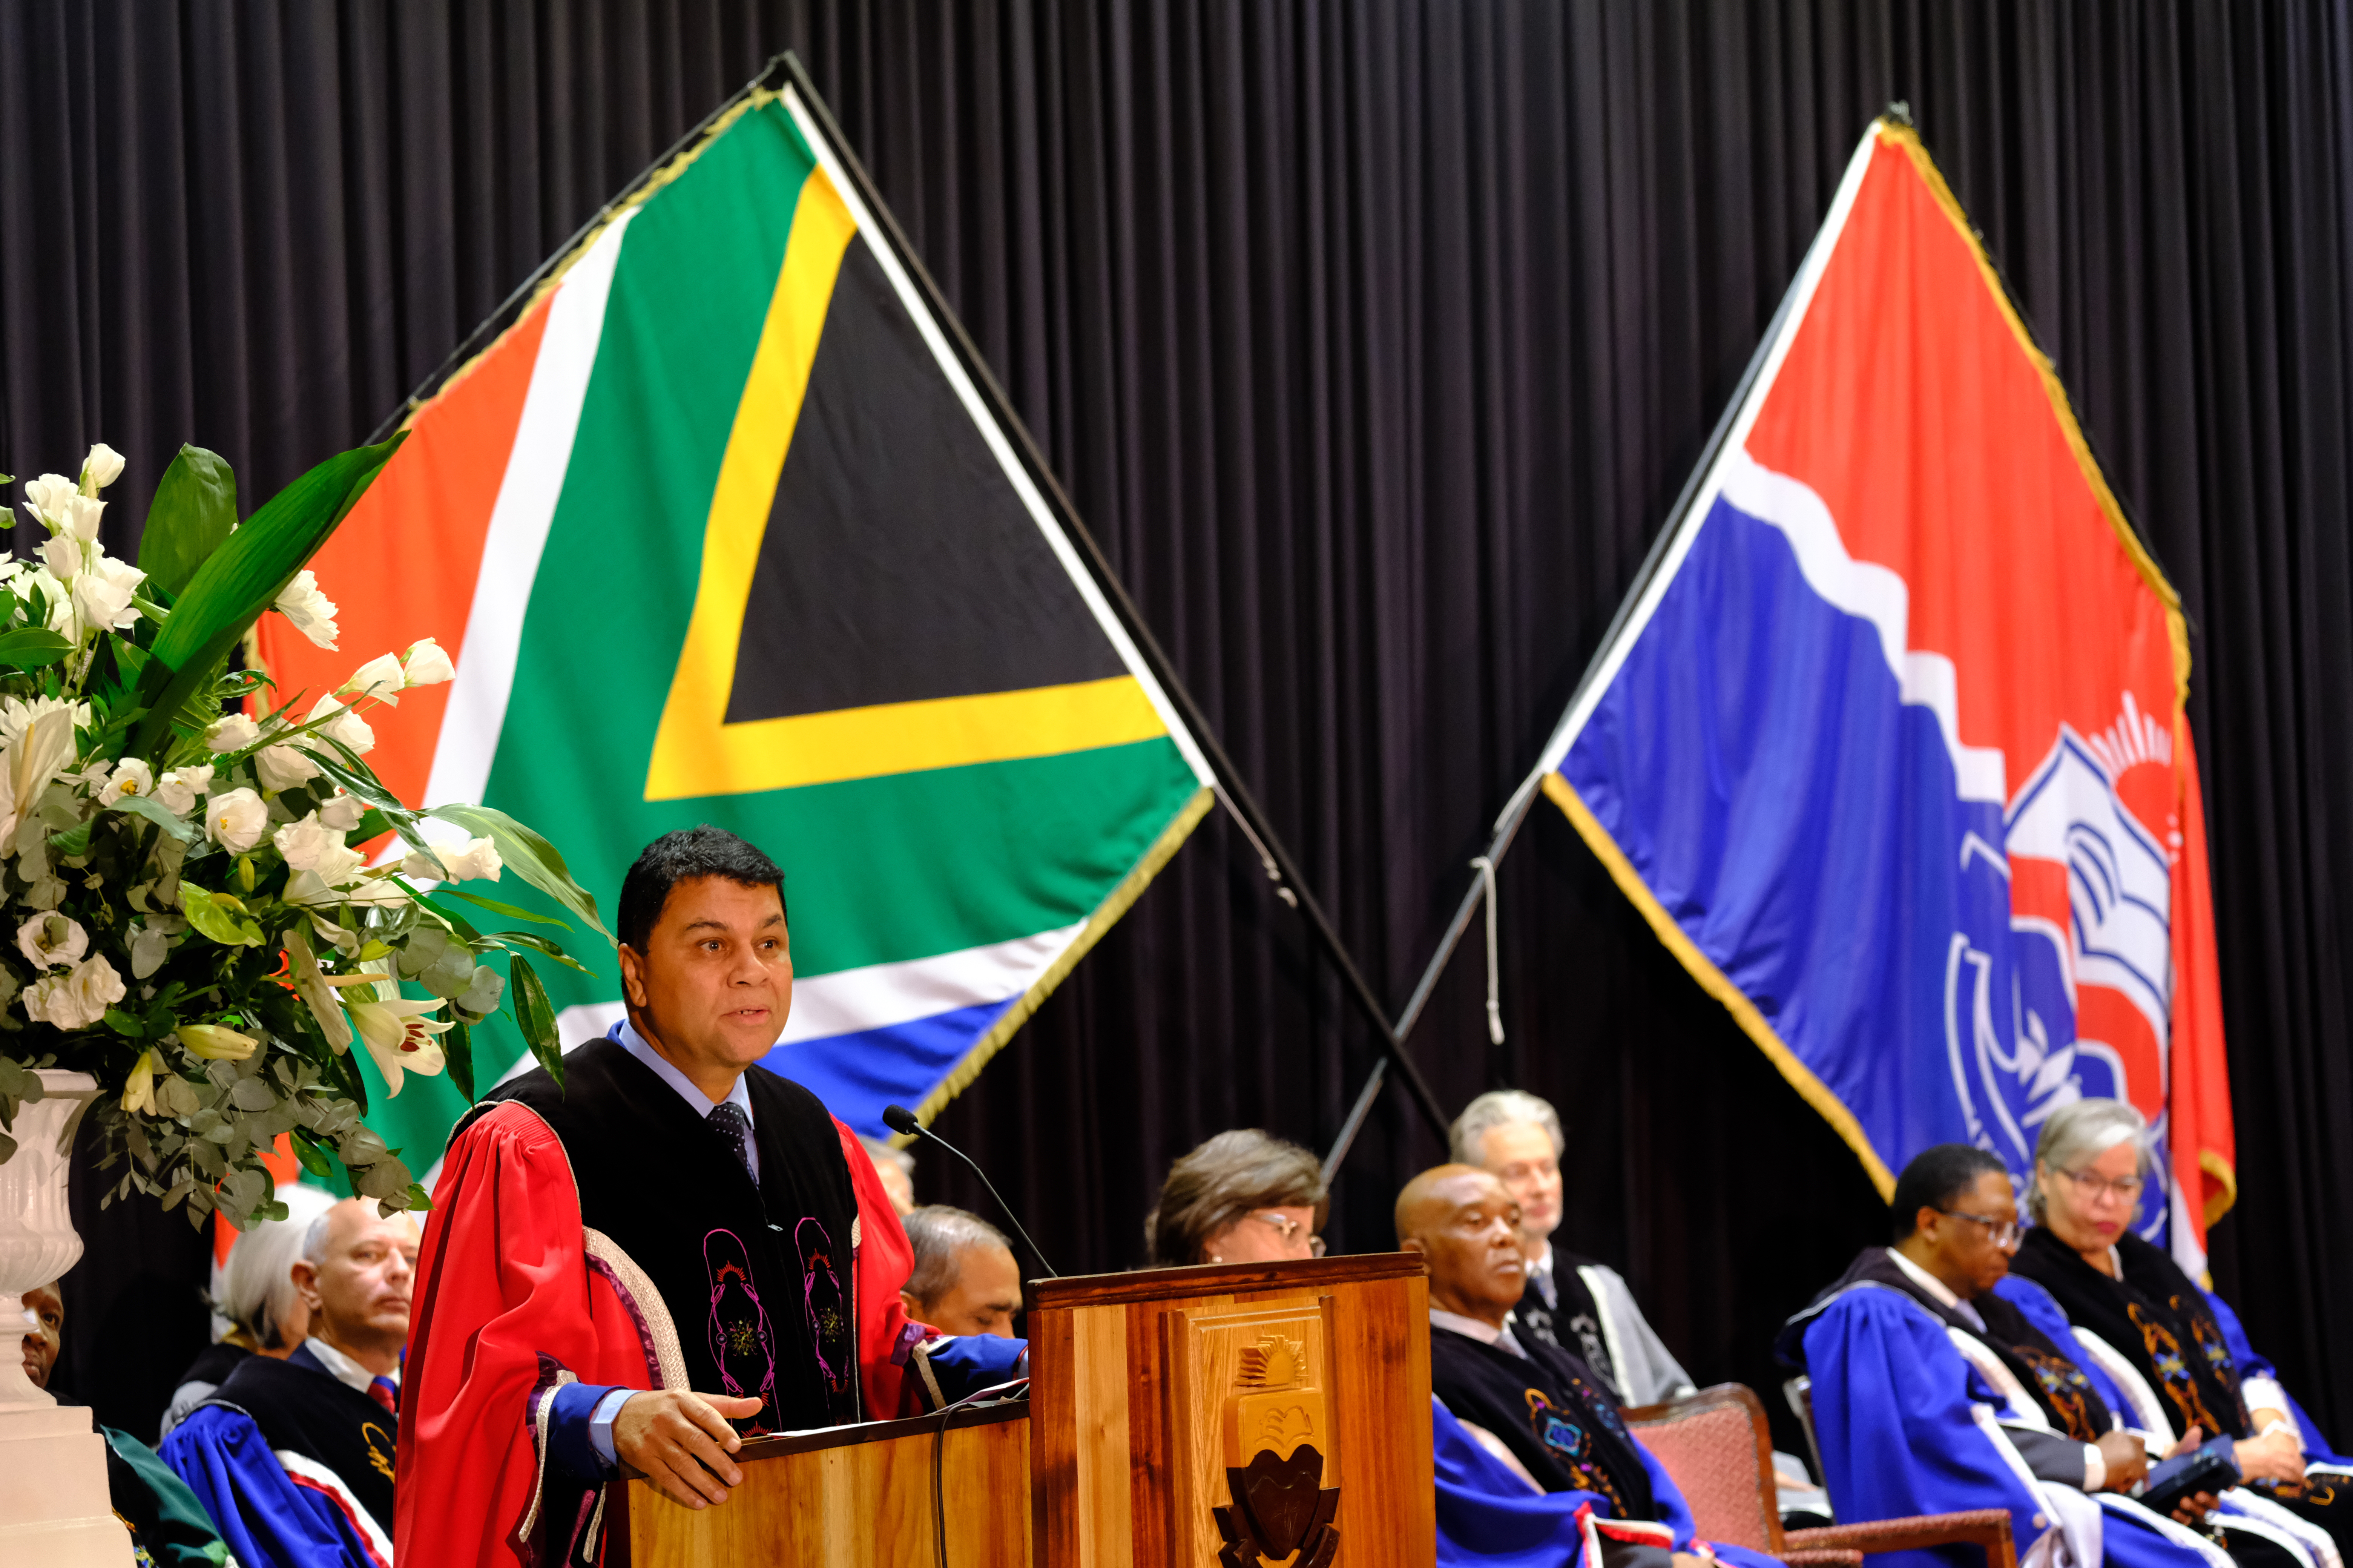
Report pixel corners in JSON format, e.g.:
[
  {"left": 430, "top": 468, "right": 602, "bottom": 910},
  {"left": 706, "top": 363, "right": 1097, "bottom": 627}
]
[
  {"left": 1778, "top": 1550, "right": 1865, "bottom": 1566},
  {"left": 1785, "top": 1507, "right": 2016, "bottom": 1568}
]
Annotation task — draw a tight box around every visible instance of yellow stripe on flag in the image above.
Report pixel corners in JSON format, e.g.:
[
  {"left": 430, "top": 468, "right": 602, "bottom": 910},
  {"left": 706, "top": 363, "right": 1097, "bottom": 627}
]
[
  {"left": 648, "top": 166, "right": 859, "bottom": 801},
  {"left": 645, "top": 674, "right": 1168, "bottom": 800}
]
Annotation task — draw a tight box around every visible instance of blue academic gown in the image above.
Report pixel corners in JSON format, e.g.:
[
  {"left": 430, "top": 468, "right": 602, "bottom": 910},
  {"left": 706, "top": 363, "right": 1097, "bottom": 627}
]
[
  {"left": 1436, "top": 1395, "right": 1785, "bottom": 1568},
  {"left": 1796, "top": 1281, "right": 2232, "bottom": 1568},
  {"left": 161, "top": 1373, "right": 390, "bottom": 1568}
]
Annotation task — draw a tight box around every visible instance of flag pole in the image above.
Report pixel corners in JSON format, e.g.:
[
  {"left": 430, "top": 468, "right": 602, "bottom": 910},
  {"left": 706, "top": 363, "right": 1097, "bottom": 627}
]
[{"left": 774, "top": 56, "right": 1454, "bottom": 1151}]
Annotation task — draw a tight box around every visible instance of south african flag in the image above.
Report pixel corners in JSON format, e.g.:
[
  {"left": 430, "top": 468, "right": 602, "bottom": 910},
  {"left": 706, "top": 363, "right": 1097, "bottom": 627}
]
[{"left": 254, "top": 82, "right": 1213, "bottom": 1175}]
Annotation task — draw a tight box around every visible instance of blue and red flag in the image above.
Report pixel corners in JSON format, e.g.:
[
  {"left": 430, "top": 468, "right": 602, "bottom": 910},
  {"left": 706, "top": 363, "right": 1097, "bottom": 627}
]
[{"left": 1535, "top": 121, "right": 2235, "bottom": 1270}]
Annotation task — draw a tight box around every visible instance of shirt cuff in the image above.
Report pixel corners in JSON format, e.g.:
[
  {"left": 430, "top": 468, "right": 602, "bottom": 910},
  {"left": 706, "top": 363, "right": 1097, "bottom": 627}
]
[
  {"left": 2083, "top": 1441, "right": 2107, "bottom": 1493},
  {"left": 545, "top": 1381, "right": 632, "bottom": 1479},
  {"left": 2242, "top": 1379, "right": 2296, "bottom": 1433}
]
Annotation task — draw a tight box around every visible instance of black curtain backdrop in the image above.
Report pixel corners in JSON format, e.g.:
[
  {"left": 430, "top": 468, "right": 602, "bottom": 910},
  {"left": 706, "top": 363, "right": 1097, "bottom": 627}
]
[{"left": 3, "top": 1, "right": 2349, "bottom": 1453}]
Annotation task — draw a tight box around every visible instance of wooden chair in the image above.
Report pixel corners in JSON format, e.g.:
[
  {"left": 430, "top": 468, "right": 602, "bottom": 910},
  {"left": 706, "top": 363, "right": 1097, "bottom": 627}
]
[{"left": 1624, "top": 1382, "right": 2017, "bottom": 1568}]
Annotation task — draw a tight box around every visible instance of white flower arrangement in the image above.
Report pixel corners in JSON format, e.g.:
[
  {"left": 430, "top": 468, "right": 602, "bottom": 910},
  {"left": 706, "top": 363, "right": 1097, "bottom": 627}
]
[{"left": 0, "top": 437, "right": 604, "bottom": 1228}]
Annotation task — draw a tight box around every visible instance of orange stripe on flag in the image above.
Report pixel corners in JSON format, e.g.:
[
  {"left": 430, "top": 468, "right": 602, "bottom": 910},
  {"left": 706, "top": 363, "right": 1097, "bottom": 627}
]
[{"left": 253, "top": 297, "right": 555, "bottom": 809}]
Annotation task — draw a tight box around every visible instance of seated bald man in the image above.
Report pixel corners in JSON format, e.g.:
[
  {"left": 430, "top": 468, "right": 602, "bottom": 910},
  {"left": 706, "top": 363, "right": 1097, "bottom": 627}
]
[{"left": 1401, "top": 1164, "right": 1782, "bottom": 1568}]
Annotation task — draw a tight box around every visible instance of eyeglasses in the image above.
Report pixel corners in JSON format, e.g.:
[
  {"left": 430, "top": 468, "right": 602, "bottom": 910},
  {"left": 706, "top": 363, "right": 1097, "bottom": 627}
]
[
  {"left": 1937, "top": 1210, "right": 2022, "bottom": 1249},
  {"left": 2054, "top": 1168, "right": 2145, "bottom": 1202},
  {"left": 1247, "top": 1211, "right": 1327, "bottom": 1258}
]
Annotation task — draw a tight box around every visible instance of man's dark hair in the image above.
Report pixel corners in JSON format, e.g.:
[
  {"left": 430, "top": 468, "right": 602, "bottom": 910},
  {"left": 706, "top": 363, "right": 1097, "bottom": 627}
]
[
  {"left": 618, "top": 826, "right": 787, "bottom": 952},
  {"left": 1890, "top": 1143, "right": 2009, "bottom": 1240}
]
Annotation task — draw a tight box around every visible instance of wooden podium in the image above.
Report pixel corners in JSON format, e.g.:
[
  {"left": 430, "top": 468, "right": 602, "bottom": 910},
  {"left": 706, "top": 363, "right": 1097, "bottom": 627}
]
[{"left": 608, "top": 1252, "right": 1434, "bottom": 1565}]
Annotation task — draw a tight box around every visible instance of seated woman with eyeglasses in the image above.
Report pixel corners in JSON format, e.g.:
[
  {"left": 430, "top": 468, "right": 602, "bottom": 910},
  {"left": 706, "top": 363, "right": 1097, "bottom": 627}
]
[
  {"left": 1144, "top": 1129, "right": 1327, "bottom": 1266},
  {"left": 2010, "top": 1097, "right": 2353, "bottom": 1562}
]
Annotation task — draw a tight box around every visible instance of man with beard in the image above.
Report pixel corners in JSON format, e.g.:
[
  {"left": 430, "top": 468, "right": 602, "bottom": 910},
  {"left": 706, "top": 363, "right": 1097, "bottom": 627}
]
[
  {"left": 1780, "top": 1144, "right": 2274, "bottom": 1568},
  {"left": 1403, "top": 1164, "right": 1780, "bottom": 1568}
]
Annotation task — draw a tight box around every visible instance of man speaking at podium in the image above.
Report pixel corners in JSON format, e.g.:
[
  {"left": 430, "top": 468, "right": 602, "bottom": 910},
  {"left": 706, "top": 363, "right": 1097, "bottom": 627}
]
[{"left": 395, "top": 827, "right": 930, "bottom": 1565}]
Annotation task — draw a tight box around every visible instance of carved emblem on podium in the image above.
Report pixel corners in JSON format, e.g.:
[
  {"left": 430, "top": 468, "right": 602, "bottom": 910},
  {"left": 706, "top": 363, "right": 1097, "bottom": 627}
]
[{"left": 1212, "top": 1333, "right": 1340, "bottom": 1568}]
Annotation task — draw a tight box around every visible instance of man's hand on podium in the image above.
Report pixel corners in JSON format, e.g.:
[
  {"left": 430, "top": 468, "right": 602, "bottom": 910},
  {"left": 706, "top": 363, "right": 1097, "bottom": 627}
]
[{"left": 614, "top": 1390, "right": 765, "bottom": 1508}]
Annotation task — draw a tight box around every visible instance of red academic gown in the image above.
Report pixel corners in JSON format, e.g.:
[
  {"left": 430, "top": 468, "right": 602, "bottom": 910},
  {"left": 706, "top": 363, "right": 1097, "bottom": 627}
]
[{"left": 394, "top": 1101, "right": 920, "bottom": 1566}]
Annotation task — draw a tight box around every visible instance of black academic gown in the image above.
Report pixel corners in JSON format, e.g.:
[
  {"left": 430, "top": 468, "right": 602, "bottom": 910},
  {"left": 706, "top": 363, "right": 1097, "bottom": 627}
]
[
  {"left": 1430, "top": 1322, "right": 1657, "bottom": 1517},
  {"left": 480, "top": 1034, "right": 865, "bottom": 1435},
  {"left": 1517, "top": 1251, "right": 1623, "bottom": 1398}
]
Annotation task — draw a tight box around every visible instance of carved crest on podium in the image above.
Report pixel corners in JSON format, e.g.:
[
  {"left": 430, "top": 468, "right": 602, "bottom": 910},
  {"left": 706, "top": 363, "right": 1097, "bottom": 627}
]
[{"left": 1213, "top": 1332, "right": 1340, "bottom": 1568}]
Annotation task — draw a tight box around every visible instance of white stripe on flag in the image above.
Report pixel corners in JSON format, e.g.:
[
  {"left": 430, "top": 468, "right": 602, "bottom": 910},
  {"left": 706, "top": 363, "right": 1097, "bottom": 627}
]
[
  {"left": 1718, "top": 450, "right": 2009, "bottom": 804},
  {"left": 426, "top": 209, "right": 639, "bottom": 811}
]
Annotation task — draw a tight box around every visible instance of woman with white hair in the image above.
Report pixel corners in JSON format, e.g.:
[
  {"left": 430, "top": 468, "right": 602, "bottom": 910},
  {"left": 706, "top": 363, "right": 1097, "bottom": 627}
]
[
  {"left": 158, "top": 1184, "right": 337, "bottom": 1439},
  {"left": 2010, "top": 1098, "right": 2353, "bottom": 1561}
]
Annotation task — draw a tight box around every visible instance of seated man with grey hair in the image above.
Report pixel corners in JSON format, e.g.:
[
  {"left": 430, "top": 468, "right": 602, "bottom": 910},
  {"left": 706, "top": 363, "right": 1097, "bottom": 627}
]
[
  {"left": 163, "top": 1197, "right": 419, "bottom": 1567},
  {"left": 900, "top": 1205, "right": 1023, "bottom": 1338},
  {"left": 1450, "top": 1089, "right": 1693, "bottom": 1405}
]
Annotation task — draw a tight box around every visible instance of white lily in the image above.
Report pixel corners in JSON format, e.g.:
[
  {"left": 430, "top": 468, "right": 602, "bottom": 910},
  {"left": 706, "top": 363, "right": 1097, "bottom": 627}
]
[
  {"left": 153, "top": 765, "right": 213, "bottom": 816},
  {"left": 63, "top": 494, "right": 105, "bottom": 541},
  {"left": 175, "top": 1023, "right": 258, "bottom": 1061},
  {"left": 317, "top": 789, "right": 365, "bottom": 832},
  {"left": 121, "top": 1049, "right": 158, "bottom": 1115},
  {"left": 347, "top": 990, "right": 452, "bottom": 1097},
  {"left": 283, "top": 924, "right": 354, "bottom": 1051}
]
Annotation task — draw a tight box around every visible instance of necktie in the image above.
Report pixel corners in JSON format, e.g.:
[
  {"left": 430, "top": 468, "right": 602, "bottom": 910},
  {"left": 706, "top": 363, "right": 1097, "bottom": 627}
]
[
  {"left": 709, "top": 1101, "right": 755, "bottom": 1182},
  {"left": 368, "top": 1376, "right": 398, "bottom": 1416}
]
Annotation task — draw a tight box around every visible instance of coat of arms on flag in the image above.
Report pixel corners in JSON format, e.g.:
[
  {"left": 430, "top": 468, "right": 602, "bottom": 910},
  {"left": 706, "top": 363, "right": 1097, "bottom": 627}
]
[
  {"left": 254, "top": 81, "right": 1214, "bottom": 1166},
  {"left": 1530, "top": 119, "right": 2235, "bottom": 1270}
]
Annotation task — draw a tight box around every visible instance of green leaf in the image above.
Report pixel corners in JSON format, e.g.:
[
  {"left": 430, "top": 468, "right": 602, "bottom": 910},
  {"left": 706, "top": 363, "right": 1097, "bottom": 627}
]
[
  {"left": 138, "top": 445, "right": 240, "bottom": 599},
  {"left": 433, "top": 886, "right": 568, "bottom": 928},
  {"left": 110, "top": 792, "right": 197, "bottom": 842},
  {"left": 0, "top": 628, "right": 74, "bottom": 671},
  {"left": 402, "top": 1182, "right": 434, "bottom": 1213},
  {"left": 129, "top": 434, "right": 406, "bottom": 760},
  {"left": 46, "top": 821, "right": 92, "bottom": 857},
  {"left": 445, "top": 1017, "right": 476, "bottom": 1103},
  {"left": 508, "top": 953, "right": 564, "bottom": 1091},
  {"left": 426, "top": 803, "right": 609, "bottom": 942},
  {"left": 179, "top": 885, "right": 265, "bottom": 947}
]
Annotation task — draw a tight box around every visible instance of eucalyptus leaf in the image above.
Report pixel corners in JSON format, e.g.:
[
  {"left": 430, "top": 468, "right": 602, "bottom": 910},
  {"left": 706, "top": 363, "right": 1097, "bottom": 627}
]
[
  {"left": 129, "top": 434, "right": 405, "bottom": 759},
  {"left": 138, "top": 445, "right": 239, "bottom": 598},
  {"left": 427, "top": 803, "right": 609, "bottom": 942}
]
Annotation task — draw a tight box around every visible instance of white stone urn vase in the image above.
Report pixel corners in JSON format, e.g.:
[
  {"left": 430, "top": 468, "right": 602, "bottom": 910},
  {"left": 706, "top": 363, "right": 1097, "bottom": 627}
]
[{"left": 0, "top": 1069, "right": 132, "bottom": 1565}]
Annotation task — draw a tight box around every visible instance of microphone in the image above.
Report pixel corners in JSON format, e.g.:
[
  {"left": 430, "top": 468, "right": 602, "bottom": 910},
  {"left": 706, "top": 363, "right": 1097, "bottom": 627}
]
[{"left": 882, "top": 1104, "right": 1058, "bottom": 1277}]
